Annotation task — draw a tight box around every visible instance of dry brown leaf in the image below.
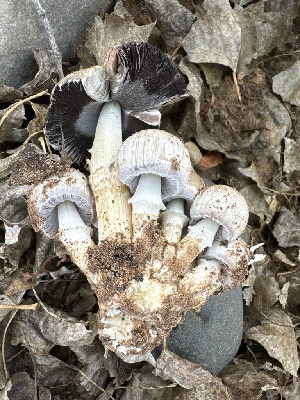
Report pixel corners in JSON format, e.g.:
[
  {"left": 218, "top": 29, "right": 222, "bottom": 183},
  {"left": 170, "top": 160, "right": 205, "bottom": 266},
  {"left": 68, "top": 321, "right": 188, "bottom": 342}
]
[
  {"left": 284, "top": 137, "right": 300, "bottom": 174},
  {"left": 273, "top": 61, "right": 300, "bottom": 107},
  {"left": 178, "top": 58, "right": 202, "bottom": 135},
  {"left": 183, "top": 0, "right": 241, "bottom": 71},
  {"left": 9, "top": 144, "right": 69, "bottom": 186},
  {"left": 198, "top": 151, "right": 223, "bottom": 171},
  {"left": 0, "top": 104, "right": 27, "bottom": 144},
  {"left": 243, "top": 265, "right": 290, "bottom": 313},
  {"left": 246, "top": 307, "right": 299, "bottom": 376},
  {"left": 7, "top": 372, "right": 51, "bottom": 400},
  {"left": 122, "top": 367, "right": 174, "bottom": 400},
  {"left": 155, "top": 349, "right": 219, "bottom": 390},
  {"left": 0, "top": 224, "right": 32, "bottom": 269},
  {"left": 0, "top": 85, "right": 23, "bottom": 103},
  {"left": 273, "top": 207, "right": 300, "bottom": 248},
  {"left": 144, "top": 0, "right": 194, "bottom": 49},
  {"left": 85, "top": 14, "right": 154, "bottom": 65},
  {"left": 220, "top": 359, "right": 279, "bottom": 400},
  {"left": 236, "top": 1, "right": 297, "bottom": 78},
  {"left": 19, "top": 49, "right": 61, "bottom": 95}
]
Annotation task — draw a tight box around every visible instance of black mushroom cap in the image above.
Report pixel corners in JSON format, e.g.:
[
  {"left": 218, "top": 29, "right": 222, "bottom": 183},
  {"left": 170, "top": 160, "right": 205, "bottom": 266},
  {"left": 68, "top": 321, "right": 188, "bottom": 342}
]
[
  {"left": 45, "top": 42, "right": 188, "bottom": 164},
  {"left": 46, "top": 79, "right": 104, "bottom": 163},
  {"left": 110, "top": 42, "right": 188, "bottom": 111}
]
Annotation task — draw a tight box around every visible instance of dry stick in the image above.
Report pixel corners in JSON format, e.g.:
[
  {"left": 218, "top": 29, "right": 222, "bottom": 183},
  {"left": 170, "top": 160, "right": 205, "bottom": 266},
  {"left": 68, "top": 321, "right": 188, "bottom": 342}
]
[
  {"left": 0, "top": 91, "right": 49, "bottom": 130},
  {"left": 233, "top": 68, "right": 241, "bottom": 102},
  {"left": 2, "top": 309, "right": 18, "bottom": 379},
  {"left": 31, "top": 286, "right": 61, "bottom": 320},
  {"left": 0, "top": 304, "right": 38, "bottom": 310},
  {"left": 23, "top": 129, "right": 44, "bottom": 146},
  {"left": 29, "top": 0, "right": 64, "bottom": 80}
]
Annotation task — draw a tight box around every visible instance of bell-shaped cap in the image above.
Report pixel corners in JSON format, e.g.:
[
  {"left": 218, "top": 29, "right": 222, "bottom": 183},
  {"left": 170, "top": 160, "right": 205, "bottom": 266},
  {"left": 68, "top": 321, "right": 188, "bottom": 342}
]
[
  {"left": 117, "top": 129, "right": 192, "bottom": 198},
  {"left": 27, "top": 169, "right": 94, "bottom": 238},
  {"left": 190, "top": 185, "right": 249, "bottom": 241}
]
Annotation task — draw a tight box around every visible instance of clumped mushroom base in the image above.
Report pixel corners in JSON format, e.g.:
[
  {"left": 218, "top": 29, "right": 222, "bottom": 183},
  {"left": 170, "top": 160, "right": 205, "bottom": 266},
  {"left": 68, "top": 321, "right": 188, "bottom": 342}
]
[
  {"left": 81, "top": 221, "right": 251, "bottom": 360},
  {"left": 27, "top": 41, "right": 253, "bottom": 363}
]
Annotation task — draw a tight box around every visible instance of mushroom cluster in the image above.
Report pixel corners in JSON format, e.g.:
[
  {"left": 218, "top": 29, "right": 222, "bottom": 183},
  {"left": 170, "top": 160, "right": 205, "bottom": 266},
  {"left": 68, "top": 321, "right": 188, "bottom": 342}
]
[{"left": 27, "top": 42, "right": 252, "bottom": 363}]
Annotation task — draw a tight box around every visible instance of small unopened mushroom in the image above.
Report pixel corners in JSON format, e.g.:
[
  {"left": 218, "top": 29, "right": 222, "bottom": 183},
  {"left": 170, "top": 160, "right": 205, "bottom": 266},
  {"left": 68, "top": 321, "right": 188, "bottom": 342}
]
[
  {"left": 160, "top": 169, "right": 205, "bottom": 244},
  {"left": 117, "top": 129, "right": 191, "bottom": 235},
  {"left": 27, "top": 169, "right": 94, "bottom": 274},
  {"left": 182, "top": 185, "right": 249, "bottom": 254}
]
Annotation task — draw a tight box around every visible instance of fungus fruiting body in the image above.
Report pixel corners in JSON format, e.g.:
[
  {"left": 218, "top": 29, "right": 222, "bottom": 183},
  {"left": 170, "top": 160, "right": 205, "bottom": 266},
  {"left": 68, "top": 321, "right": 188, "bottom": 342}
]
[
  {"left": 27, "top": 169, "right": 94, "bottom": 274},
  {"left": 183, "top": 185, "right": 249, "bottom": 253},
  {"left": 117, "top": 129, "right": 191, "bottom": 236},
  {"left": 45, "top": 42, "right": 188, "bottom": 240},
  {"left": 28, "top": 42, "right": 252, "bottom": 364}
]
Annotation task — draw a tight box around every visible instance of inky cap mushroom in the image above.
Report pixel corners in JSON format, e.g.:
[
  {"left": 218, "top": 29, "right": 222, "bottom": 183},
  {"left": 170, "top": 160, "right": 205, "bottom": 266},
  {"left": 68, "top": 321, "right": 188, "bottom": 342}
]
[
  {"left": 117, "top": 129, "right": 191, "bottom": 234},
  {"left": 108, "top": 42, "right": 188, "bottom": 112},
  {"left": 45, "top": 42, "right": 188, "bottom": 164},
  {"left": 45, "top": 66, "right": 109, "bottom": 163},
  {"left": 180, "top": 185, "right": 249, "bottom": 257},
  {"left": 27, "top": 169, "right": 94, "bottom": 273},
  {"left": 202, "top": 238, "right": 251, "bottom": 288},
  {"left": 160, "top": 169, "right": 205, "bottom": 244}
]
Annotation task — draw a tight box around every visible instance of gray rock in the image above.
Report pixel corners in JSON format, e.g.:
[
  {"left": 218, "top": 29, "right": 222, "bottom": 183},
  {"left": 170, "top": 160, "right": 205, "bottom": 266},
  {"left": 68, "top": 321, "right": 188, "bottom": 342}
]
[
  {"left": 152, "top": 286, "right": 243, "bottom": 375},
  {"left": 0, "top": 0, "right": 108, "bottom": 88}
]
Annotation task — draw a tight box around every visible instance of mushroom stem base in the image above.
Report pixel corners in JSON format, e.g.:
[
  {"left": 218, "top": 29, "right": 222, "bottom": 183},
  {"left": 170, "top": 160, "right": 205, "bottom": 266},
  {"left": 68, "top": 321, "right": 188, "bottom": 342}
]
[
  {"left": 89, "top": 164, "right": 132, "bottom": 241},
  {"left": 57, "top": 201, "right": 93, "bottom": 274}
]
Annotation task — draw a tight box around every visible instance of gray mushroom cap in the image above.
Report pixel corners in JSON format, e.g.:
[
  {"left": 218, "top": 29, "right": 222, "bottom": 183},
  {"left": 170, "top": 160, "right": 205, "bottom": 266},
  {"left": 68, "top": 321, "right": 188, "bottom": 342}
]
[
  {"left": 162, "top": 168, "right": 205, "bottom": 204},
  {"left": 190, "top": 185, "right": 249, "bottom": 241},
  {"left": 117, "top": 129, "right": 192, "bottom": 198},
  {"left": 28, "top": 169, "right": 94, "bottom": 238}
]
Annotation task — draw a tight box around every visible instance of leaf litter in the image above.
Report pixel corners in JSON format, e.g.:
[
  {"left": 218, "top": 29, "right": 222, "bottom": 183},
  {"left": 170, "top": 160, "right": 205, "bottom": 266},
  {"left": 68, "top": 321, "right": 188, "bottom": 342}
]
[{"left": 0, "top": 0, "right": 300, "bottom": 398}]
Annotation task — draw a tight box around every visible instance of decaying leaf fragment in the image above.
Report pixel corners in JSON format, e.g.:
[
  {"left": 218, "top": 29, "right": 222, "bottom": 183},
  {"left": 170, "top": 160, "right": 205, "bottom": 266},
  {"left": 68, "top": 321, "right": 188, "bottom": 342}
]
[
  {"left": 85, "top": 14, "right": 154, "bottom": 65},
  {"left": 143, "top": 0, "right": 194, "bottom": 49},
  {"left": 6, "top": 372, "right": 51, "bottom": 400},
  {"left": 0, "top": 85, "right": 23, "bottom": 103},
  {"left": 183, "top": 0, "right": 241, "bottom": 71},
  {"left": 273, "top": 61, "right": 300, "bottom": 107},
  {"left": 273, "top": 207, "right": 300, "bottom": 248},
  {"left": 9, "top": 143, "right": 69, "bottom": 186},
  {"left": 235, "top": 2, "right": 297, "bottom": 78},
  {"left": 243, "top": 265, "right": 289, "bottom": 313},
  {"left": 219, "top": 359, "right": 279, "bottom": 400},
  {"left": 246, "top": 307, "right": 299, "bottom": 376},
  {"left": 0, "top": 103, "right": 27, "bottom": 143},
  {"left": 0, "top": 223, "right": 32, "bottom": 269},
  {"left": 154, "top": 349, "right": 213, "bottom": 389},
  {"left": 283, "top": 137, "right": 300, "bottom": 173},
  {"left": 19, "top": 49, "right": 62, "bottom": 95}
]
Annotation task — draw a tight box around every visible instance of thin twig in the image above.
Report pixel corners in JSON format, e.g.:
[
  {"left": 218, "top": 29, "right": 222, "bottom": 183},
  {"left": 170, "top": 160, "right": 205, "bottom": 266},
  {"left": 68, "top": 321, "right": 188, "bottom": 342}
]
[
  {"left": 0, "top": 91, "right": 49, "bottom": 130},
  {"left": 0, "top": 304, "right": 38, "bottom": 310},
  {"left": 2, "top": 310, "right": 18, "bottom": 380},
  {"left": 23, "top": 130, "right": 44, "bottom": 146},
  {"left": 31, "top": 286, "right": 61, "bottom": 320},
  {"left": 30, "top": 0, "right": 64, "bottom": 80}
]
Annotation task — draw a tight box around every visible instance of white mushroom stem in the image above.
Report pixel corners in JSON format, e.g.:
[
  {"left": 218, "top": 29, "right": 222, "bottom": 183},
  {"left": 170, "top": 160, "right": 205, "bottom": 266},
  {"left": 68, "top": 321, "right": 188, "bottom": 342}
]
[
  {"left": 160, "top": 198, "right": 188, "bottom": 244},
  {"left": 174, "top": 218, "right": 220, "bottom": 270},
  {"left": 57, "top": 201, "right": 93, "bottom": 275},
  {"left": 187, "top": 218, "right": 220, "bottom": 251},
  {"left": 88, "top": 101, "right": 132, "bottom": 241},
  {"left": 129, "top": 173, "right": 165, "bottom": 234}
]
